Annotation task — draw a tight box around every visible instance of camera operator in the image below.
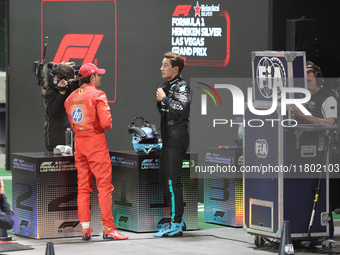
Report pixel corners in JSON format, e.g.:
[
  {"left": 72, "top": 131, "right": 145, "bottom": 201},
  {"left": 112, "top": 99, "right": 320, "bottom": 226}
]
[{"left": 43, "top": 63, "right": 77, "bottom": 152}]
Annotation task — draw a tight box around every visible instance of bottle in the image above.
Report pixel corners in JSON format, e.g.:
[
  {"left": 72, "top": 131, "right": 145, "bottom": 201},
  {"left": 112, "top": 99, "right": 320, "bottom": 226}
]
[{"left": 65, "top": 128, "right": 73, "bottom": 154}]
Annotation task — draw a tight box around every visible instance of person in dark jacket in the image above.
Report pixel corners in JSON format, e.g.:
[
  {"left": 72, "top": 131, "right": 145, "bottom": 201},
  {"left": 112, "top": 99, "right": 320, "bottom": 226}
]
[
  {"left": 0, "top": 177, "right": 14, "bottom": 230},
  {"left": 43, "top": 63, "right": 76, "bottom": 152},
  {"left": 154, "top": 52, "right": 191, "bottom": 237},
  {"left": 292, "top": 61, "right": 337, "bottom": 124}
]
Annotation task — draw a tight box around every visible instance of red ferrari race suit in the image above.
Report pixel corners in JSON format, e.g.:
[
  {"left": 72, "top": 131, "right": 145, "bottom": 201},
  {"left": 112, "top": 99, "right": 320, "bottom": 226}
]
[{"left": 64, "top": 83, "right": 114, "bottom": 227}]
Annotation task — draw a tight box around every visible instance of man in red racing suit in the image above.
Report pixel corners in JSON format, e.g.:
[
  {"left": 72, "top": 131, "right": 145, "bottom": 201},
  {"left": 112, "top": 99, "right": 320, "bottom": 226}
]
[{"left": 64, "top": 63, "right": 128, "bottom": 241}]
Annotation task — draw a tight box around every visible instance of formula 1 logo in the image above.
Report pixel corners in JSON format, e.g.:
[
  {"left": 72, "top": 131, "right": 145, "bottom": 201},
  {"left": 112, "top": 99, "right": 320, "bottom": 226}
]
[
  {"left": 53, "top": 34, "right": 103, "bottom": 64},
  {"left": 141, "top": 159, "right": 159, "bottom": 169},
  {"left": 173, "top": 5, "right": 192, "bottom": 16},
  {"left": 72, "top": 108, "right": 83, "bottom": 123},
  {"left": 20, "top": 220, "right": 29, "bottom": 227},
  {"left": 41, "top": 0, "right": 117, "bottom": 103},
  {"left": 119, "top": 216, "right": 129, "bottom": 223},
  {"left": 214, "top": 211, "right": 225, "bottom": 218},
  {"left": 58, "top": 221, "right": 80, "bottom": 229}
]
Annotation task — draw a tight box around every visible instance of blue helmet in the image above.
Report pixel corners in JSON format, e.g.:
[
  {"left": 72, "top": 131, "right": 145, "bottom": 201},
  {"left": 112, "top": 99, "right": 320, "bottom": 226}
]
[{"left": 128, "top": 117, "right": 162, "bottom": 154}]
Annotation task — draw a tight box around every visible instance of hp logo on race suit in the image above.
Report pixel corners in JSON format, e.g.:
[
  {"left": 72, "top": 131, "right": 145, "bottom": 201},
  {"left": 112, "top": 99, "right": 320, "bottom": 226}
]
[{"left": 72, "top": 108, "right": 83, "bottom": 123}]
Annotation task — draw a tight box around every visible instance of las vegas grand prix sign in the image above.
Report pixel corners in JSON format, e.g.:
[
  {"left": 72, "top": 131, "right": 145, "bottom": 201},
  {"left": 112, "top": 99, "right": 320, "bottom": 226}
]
[{"left": 171, "top": 1, "right": 230, "bottom": 67}]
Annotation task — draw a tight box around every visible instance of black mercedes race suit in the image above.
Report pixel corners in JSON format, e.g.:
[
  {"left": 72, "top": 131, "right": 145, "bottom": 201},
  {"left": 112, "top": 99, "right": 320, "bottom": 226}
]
[{"left": 157, "top": 74, "right": 191, "bottom": 223}]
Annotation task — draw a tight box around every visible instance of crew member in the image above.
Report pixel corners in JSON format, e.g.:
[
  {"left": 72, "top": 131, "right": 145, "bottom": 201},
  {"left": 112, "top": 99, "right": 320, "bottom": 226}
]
[
  {"left": 154, "top": 52, "right": 191, "bottom": 237},
  {"left": 64, "top": 63, "right": 128, "bottom": 241},
  {"left": 292, "top": 61, "right": 337, "bottom": 124},
  {"left": 44, "top": 63, "right": 76, "bottom": 152}
]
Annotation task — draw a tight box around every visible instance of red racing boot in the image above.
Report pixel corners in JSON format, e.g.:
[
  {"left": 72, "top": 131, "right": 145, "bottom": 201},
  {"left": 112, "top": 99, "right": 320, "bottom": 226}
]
[
  {"left": 82, "top": 227, "right": 93, "bottom": 241},
  {"left": 103, "top": 226, "right": 129, "bottom": 240}
]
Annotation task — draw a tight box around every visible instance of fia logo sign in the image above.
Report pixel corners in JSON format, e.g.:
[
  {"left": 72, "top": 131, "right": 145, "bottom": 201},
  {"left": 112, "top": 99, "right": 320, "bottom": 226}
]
[
  {"left": 256, "top": 57, "right": 286, "bottom": 99},
  {"left": 255, "top": 139, "right": 268, "bottom": 158}
]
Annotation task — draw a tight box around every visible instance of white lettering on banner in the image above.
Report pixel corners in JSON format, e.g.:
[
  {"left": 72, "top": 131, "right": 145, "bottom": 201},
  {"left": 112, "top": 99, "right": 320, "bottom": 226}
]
[
  {"left": 204, "top": 84, "right": 312, "bottom": 116},
  {"left": 40, "top": 161, "right": 76, "bottom": 172},
  {"left": 184, "top": 37, "right": 205, "bottom": 46},
  {"left": 201, "top": 27, "right": 222, "bottom": 37},
  {"left": 201, "top": 4, "right": 220, "bottom": 12},
  {"left": 171, "top": 4, "right": 223, "bottom": 57},
  {"left": 172, "top": 27, "right": 201, "bottom": 36},
  {"left": 213, "top": 119, "right": 298, "bottom": 128},
  {"left": 172, "top": 17, "right": 202, "bottom": 27},
  {"left": 13, "top": 158, "right": 36, "bottom": 172}
]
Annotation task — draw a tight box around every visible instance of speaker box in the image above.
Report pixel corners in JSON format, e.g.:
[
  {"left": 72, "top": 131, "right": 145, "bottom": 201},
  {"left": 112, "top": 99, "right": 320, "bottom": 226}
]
[{"left": 286, "top": 18, "right": 317, "bottom": 62}]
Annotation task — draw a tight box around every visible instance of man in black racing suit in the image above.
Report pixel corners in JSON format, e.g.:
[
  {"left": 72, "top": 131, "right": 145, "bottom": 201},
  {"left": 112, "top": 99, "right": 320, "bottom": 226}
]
[{"left": 154, "top": 52, "right": 191, "bottom": 237}]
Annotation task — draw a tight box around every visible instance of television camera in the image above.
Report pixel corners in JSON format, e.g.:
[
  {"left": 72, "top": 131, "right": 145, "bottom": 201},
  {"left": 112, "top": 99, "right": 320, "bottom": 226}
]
[{"left": 32, "top": 36, "right": 81, "bottom": 96}]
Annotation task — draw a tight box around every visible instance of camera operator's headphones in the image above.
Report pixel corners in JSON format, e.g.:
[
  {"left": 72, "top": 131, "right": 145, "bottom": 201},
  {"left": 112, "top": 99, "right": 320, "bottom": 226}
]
[{"left": 307, "top": 63, "right": 324, "bottom": 87}]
